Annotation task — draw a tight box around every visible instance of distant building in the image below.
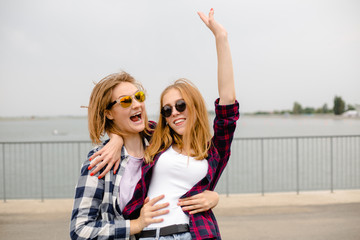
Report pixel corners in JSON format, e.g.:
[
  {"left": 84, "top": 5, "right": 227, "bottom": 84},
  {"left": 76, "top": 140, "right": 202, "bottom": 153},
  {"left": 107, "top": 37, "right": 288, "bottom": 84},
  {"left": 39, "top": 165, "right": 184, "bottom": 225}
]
[{"left": 342, "top": 104, "right": 360, "bottom": 117}]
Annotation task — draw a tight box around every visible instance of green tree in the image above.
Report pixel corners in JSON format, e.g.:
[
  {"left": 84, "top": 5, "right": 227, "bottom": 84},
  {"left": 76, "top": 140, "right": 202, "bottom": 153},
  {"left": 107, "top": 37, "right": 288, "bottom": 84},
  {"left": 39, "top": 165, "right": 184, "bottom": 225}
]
[
  {"left": 333, "top": 96, "right": 345, "bottom": 115},
  {"left": 292, "top": 102, "right": 302, "bottom": 114},
  {"left": 303, "top": 107, "right": 315, "bottom": 114},
  {"left": 347, "top": 104, "right": 355, "bottom": 111},
  {"left": 322, "top": 103, "right": 329, "bottom": 113}
]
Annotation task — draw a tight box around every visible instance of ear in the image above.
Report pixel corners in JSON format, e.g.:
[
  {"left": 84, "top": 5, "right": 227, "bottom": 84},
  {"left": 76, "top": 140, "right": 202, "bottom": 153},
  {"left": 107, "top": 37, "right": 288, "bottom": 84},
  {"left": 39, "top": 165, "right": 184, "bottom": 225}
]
[{"left": 105, "top": 110, "right": 114, "bottom": 120}]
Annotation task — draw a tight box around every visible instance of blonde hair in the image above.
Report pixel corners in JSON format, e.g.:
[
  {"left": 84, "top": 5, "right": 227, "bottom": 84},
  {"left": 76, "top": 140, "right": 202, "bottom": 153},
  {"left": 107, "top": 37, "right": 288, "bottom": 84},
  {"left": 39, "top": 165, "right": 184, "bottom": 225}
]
[
  {"left": 88, "top": 71, "right": 150, "bottom": 145},
  {"left": 145, "top": 78, "right": 211, "bottom": 163}
]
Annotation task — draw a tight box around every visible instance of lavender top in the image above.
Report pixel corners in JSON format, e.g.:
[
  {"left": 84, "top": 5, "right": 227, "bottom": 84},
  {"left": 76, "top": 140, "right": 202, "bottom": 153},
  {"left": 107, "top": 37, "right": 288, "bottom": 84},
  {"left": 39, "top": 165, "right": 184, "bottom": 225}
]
[{"left": 119, "top": 149, "right": 143, "bottom": 211}]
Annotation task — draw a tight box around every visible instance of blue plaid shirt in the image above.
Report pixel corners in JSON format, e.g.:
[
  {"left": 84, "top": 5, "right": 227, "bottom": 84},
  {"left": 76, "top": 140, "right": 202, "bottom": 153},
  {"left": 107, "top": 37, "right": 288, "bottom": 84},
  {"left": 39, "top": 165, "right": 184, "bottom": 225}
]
[{"left": 70, "top": 142, "right": 138, "bottom": 240}]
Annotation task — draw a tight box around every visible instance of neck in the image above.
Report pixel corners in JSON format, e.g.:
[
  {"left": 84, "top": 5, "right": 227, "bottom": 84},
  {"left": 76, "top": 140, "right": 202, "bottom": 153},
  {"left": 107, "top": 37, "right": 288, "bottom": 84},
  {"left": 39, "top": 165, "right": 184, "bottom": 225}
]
[
  {"left": 123, "top": 134, "right": 144, "bottom": 158},
  {"left": 172, "top": 143, "right": 194, "bottom": 156}
]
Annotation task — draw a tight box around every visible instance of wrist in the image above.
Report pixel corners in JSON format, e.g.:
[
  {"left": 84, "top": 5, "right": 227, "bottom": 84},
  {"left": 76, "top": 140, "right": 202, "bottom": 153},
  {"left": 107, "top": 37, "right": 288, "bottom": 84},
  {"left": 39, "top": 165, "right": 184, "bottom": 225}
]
[
  {"left": 130, "top": 219, "right": 143, "bottom": 235},
  {"left": 214, "top": 31, "right": 228, "bottom": 40}
]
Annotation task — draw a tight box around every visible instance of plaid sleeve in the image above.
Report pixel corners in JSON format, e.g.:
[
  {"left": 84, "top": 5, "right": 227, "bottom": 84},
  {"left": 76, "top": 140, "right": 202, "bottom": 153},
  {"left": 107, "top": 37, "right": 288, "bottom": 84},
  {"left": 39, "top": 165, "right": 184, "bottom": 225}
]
[
  {"left": 70, "top": 147, "right": 130, "bottom": 240},
  {"left": 209, "top": 99, "right": 240, "bottom": 190}
]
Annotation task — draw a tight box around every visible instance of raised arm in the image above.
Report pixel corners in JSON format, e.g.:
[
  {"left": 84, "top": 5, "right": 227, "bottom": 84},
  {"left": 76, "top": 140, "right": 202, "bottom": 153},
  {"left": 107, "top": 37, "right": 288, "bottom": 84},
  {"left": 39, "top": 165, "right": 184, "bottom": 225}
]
[{"left": 198, "top": 9, "right": 236, "bottom": 105}]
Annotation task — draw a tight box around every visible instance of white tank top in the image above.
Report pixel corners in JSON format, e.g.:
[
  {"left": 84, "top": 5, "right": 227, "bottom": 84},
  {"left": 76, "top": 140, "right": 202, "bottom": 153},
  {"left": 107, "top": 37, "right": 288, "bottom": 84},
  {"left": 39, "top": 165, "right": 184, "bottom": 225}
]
[{"left": 147, "top": 146, "right": 208, "bottom": 228}]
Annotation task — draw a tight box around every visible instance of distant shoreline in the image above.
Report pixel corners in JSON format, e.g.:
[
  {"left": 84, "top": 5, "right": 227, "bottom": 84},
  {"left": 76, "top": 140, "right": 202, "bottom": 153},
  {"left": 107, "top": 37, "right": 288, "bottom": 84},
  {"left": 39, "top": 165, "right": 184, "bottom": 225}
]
[
  {"left": 0, "top": 115, "right": 88, "bottom": 121},
  {"left": 1, "top": 113, "right": 359, "bottom": 121}
]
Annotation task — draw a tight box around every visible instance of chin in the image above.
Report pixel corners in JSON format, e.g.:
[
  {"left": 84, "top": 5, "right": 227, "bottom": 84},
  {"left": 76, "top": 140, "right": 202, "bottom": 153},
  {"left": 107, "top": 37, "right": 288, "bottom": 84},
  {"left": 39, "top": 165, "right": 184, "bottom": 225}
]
[
  {"left": 172, "top": 128, "right": 185, "bottom": 136},
  {"left": 134, "top": 124, "right": 145, "bottom": 133}
]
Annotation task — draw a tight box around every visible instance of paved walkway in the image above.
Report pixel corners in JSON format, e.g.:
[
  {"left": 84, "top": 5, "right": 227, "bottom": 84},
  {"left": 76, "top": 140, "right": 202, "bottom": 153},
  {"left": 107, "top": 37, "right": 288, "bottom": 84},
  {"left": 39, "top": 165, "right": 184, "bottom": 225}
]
[{"left": 0, "top": 190, "right": 359, "bottom": 240}]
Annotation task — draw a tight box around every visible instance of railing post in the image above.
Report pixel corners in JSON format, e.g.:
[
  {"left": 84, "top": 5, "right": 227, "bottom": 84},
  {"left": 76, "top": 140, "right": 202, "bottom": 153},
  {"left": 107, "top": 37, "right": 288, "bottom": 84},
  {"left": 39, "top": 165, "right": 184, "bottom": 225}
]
[
  {"left": 296, "top": 138, "right": 299, "bottom": 195},
  {"left": 261, "top": 139, "right": 264, "bottom": 196},
  {"left": 330, "top": 137, "right": 334, "bottom": 193},
  {"left": 226, "top": 165, "right": 229, "bottom": 197},
  {"left": 2, "top": 144, "right": 6, "bottom": 202},
  {"left": 40, "top": 143, "right": 44, "bottom": 202}
]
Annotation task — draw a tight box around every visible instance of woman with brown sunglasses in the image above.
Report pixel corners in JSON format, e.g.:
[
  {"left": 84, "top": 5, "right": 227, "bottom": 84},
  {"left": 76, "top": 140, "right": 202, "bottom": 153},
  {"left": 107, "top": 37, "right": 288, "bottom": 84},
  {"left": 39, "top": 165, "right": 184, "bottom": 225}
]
[
  {"left": 88, "top": 9, "right": 239, "bottom": 239},
  {"left": 70, "top": 13, "right": 221, "bottom": 240}
]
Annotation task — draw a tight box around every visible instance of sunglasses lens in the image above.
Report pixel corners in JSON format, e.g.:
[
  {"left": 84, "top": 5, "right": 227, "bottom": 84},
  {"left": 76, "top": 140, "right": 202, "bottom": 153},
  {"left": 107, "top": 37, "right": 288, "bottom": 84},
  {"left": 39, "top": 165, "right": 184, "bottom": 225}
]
[
  {"left": 161, "top": 105, "right": 172, "bottom": 118},
  {"left": 135, "top": 91, "right": 145, "bottom": 102},
  {"left": 161, "top": 100, "right": 186, "bottom": 118},
  {"left": 175, "top": 100, "right": 186, "bottom": 113},
  {"left": 119, "top": 96, "right": 132, "bottom": 108}
]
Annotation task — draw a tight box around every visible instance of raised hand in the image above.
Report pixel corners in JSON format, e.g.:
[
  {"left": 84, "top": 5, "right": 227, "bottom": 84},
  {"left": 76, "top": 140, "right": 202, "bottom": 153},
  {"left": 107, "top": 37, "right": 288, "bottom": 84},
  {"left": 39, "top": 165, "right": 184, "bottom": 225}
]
[{"left": 197, "top": 8, "right": 227, "bottom": 39}]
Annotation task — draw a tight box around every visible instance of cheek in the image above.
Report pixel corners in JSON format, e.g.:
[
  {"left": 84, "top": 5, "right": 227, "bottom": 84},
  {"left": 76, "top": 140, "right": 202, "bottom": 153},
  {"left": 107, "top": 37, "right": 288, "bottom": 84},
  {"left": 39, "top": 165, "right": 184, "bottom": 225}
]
[
  {"left": 166, "top": 117, "right": 171, "bottom": 125},
  {"left": 113, "top": 108, "right": 129, "bottom": 122}
]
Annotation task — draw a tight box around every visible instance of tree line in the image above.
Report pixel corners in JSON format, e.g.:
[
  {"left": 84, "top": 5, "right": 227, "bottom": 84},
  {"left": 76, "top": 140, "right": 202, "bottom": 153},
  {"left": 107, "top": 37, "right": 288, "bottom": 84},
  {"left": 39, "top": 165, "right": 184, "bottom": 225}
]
[{"left": 254, "top": 96, "right": 356, "bottom": 115}]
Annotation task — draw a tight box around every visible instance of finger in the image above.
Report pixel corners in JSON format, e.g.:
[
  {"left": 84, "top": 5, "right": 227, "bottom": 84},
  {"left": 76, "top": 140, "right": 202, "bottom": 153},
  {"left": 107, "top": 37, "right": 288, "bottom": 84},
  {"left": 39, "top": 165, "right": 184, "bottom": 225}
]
[
  {"left": 99, "top": 162, "right": 113, "bottom": 179},
  {"left": 89, "top": 148, "right": 104, "bottom": 161},
  {"left": 149, "top": 195, "right": 165, "bottom": 205},
  {"left": 144, "top": 197, "right": 150, "bottom": 204},
  {"left": 179, "top": 194, "right": 200, "bottom": 202},
  {"left": 89, "top": 155, "right": 104, "bottom": 168},
  {"left": 90, "top": 162, "right": 105, "bottom": 176},
  {"left": 178, "top": 199, "right": 198, "bottom": 207},
  {"left": 113, "top": 160, "right": 120, "bottom": 174},
  {"left": 152, "top": 202, "right": 169, "bottom": 211},
  {"left": 197, "top": 11, "right": 209, "bottom": 25},
  {"left": 209, "top": 8, "right": 214, "bottom": 16},
  {"left": 150, "top": 209, "right": 169, "bottom": 218},
  {"left": 150, "top": 217, "right": 164, "bottom": 223},
  {"left": 208, "top": 8, "right": 215, "bottom": 24},
  {"left": 189, "top": 208, "right": 206, "bottom": 215},
  {"left": 181, "top": 203, "right": 202, "bottom": 211}
]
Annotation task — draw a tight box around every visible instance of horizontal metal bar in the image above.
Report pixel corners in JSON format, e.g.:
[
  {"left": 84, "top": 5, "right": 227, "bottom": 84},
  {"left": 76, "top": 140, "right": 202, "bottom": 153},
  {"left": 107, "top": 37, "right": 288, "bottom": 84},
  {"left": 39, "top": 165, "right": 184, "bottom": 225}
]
[{"left": 1, "top": 135, "right": 359, "bottom": 144}]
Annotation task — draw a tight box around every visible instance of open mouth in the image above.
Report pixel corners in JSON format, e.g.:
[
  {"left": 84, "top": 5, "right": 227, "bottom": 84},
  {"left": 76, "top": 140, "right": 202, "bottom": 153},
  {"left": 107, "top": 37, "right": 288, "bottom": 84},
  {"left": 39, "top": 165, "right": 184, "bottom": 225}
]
[{"left": 130, "top": 112, "right": 142, "bottom": 122}]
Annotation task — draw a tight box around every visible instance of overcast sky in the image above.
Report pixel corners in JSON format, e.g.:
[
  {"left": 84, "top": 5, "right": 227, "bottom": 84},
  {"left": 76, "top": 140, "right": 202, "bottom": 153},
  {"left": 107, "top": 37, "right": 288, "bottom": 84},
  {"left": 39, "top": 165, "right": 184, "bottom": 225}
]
[{"left": 0, "top": 0, "right": 359, "bottom": 117}]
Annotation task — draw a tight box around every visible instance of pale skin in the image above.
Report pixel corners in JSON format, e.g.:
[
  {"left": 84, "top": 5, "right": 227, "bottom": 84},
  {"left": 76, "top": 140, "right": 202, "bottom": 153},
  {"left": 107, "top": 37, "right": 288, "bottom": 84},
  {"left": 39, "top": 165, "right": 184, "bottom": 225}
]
[{"left": 89, "top": 8, "right": 233, "bottom": 215}]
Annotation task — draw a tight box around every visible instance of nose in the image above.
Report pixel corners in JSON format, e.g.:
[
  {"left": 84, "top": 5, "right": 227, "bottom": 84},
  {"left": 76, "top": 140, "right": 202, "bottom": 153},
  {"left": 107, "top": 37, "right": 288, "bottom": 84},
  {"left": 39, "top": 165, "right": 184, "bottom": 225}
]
[
  {"left": 132, "top": 98, "right": 141, "bottom": 109},
  {"left": 171, "top": 106, "right": 180, "bottom": 117}
]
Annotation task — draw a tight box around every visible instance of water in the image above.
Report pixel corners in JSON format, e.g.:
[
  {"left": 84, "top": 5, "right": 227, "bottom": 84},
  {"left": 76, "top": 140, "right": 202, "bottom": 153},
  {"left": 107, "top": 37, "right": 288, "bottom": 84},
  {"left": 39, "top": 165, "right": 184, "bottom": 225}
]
[
  {"left": 1, "top": 115, "right": 359, "bottom": 142},
  {"left": 1, "top": 115, "right": 359, "bottom": 199}
]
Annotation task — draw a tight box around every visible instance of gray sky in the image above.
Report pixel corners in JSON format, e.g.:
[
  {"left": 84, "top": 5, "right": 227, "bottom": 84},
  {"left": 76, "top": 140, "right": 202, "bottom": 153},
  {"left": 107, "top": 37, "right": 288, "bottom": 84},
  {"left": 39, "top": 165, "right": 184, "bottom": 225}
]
[{"left": 1, "top": 0, "right": 359, "bottom": 117}]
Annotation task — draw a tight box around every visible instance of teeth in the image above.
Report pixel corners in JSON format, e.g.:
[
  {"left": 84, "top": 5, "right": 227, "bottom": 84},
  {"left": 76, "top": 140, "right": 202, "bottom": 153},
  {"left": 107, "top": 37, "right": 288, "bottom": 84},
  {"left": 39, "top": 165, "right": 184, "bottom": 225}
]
[
  {"left": 174, "top": 119, "right": 185, "bottom": 124},
  {"left": 131, "top": 112, "right": 141, "bottom": 117}
]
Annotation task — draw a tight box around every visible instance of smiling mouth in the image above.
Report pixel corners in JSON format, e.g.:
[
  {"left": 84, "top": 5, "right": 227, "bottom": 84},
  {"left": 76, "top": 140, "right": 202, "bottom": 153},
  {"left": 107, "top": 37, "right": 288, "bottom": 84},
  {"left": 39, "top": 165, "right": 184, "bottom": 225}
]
[
  {"left": 174, "top": 119, "right": 185, "bottom": 126},
  {"left": 130, "top": 112, "right": 142, "bottom": 122}
]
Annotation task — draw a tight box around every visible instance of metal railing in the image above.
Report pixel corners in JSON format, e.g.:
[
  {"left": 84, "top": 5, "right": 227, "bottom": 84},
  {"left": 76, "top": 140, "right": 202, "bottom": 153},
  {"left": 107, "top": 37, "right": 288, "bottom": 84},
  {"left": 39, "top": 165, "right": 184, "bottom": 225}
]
[{"left": 1, "top": 135, "right": 359, "bottom": 201}]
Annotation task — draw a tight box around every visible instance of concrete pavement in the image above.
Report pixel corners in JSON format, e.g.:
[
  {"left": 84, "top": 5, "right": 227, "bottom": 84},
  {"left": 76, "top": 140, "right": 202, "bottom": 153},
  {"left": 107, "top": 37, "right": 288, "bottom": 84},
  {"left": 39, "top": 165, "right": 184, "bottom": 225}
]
[{"left": 0, "top": 190, "right": 359, "bottom": 240}]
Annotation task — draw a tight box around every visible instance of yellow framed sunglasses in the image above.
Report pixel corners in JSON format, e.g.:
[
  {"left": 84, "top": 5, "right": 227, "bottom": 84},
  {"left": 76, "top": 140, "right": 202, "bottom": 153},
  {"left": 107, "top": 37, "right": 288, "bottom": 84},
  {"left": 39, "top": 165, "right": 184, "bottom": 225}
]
[{"left": 106, "top": 91, "right": 145, "bottom": 109}]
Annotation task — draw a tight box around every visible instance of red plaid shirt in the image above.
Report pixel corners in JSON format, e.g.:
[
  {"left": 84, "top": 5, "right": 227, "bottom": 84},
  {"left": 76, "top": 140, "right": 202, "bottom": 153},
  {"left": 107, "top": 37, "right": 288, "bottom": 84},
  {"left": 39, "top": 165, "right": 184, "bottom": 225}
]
[{"left": 123, "top": 99, "right": 239, "bottom": 239}]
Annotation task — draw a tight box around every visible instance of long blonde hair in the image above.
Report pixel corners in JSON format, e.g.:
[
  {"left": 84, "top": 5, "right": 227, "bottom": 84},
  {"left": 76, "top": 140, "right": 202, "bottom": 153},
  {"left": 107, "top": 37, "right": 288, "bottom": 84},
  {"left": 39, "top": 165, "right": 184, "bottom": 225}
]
[
  {"left": 145, "top": 78, "right": 211, "bottom": 163},
  {"left": 88, "top": 71, "right": 150, "bottom": 145}
]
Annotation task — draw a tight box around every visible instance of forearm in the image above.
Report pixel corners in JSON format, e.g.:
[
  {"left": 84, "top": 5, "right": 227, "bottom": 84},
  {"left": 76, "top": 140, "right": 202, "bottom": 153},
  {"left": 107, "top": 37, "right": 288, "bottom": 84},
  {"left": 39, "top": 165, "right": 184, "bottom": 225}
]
[
  {"left": 215, "top": 34, "right": 236, "bottom": 105},
  {"left": 71, "top": 215, "right": 130, "bottom": 240}
]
